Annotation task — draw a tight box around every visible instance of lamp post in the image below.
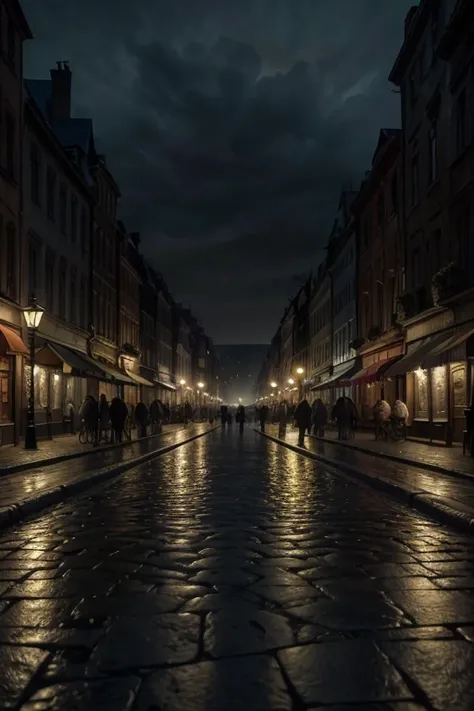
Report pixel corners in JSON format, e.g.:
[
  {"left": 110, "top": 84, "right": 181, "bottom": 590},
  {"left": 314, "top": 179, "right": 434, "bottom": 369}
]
[
  {"left": 296, "top": 367, "right": 305, "bottom": 401},
  {"left": 197, "top": 382, "right": 204, "bottom": 410},
  {"left": 270, "top": 381, "right": 277, "bottom": 405},
  {"left": 179, "top": 379, "right": 186, "bottom": 406},
  {"left": 23, "top": 298, "right": 45, "bottom": 450}
]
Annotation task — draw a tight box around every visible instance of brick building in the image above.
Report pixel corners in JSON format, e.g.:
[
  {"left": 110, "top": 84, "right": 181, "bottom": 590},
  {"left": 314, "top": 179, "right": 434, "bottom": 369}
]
[
  {"left": 388, "top": 0, "right": 474, "bottom": 443},
  {"left": 0, "top": 1, "right": 32, "bottom": 444},
  {"left": 350, "top": 129, "right": 405, "bottom": 421}
]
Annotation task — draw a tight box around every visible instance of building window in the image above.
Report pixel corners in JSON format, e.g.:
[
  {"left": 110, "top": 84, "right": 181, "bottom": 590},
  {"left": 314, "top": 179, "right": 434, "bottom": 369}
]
[
  {"left": 391, "top": 170, "right": 398, "bottom": 214},
  {"left": 5, "top": 223, "right": 16, "bottom": 300},
  {"left": 30, "top": 146, "right": 41, "bottom": 204},
  {"left": 59, "top": 184, "right": 67, "bottom": 235},
  {"left": 5, "top": 113, "right": 15, "bottom": 178},
  {"left": 409, "top": 72, "right": 416, "bottom": 108},
  {"left": 28, "top": 242, "right": 38, "bottom": 300},
  {"left": 456, "top": 207, "right": 470, "bottom": 267},
  {"left": 80, "top": 207, "right": 87, "bottom": 255},
  {"left": 428, "top": 123, "right": 438, "bottom": 184},
  {"left": 58, "top": 259, "right": 67, "bottom": 320},
  {"left": 80, "top": 277, "right": 86, "bottom": 329},
  {"left": 432, "top": 230, "right": 441, "bottom": 274},
  {"left": 411, "top": 151, "right": 419, "bottom": 206},
  {"left": 7, "top": 16, "right": 15, "bottom": 67},
  {"left": 70, "top": 195, "right": 78, "bottom": 243},
  {"left": 412, "top": 247, "right": 421, "bottom": 287},
  {"left": 70, "top": 267, "right": 77, "bottom": 324},
  {"left": 377, "top": 194, "right": 385, "bottom": 227},
  {"left": 46, "top": 167, "right": 56, "bottom": 220},
  {"left": 456, "top": 90, "right": 468, "bottom": 155},
  {"left": 45, "top": 251, "right": 55, "bottom": 313}
]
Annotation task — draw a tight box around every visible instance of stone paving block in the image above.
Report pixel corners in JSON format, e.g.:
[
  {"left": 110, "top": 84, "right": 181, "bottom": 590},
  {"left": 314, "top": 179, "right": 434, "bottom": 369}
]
[
  {"left": 19, "top": 676, "right": 140, "bottom": 710},
  {"left": 278, "top": 639, "right": 413, "bottom": 706},
  {"left": 0, "top": 599, "right": 79, "bottom": 627},
  {"left": 73, "top": 591, "right": 184, "bottom": 621},
  {"left": 0, "top": 627, "right": 103, "bottom": 651},
  {"left": 287, "top": 597, "right": 409, "bottom": 630},
  {"left": 188, "top": 568, "right": 259, "bottom": 586},
  {"left": 134, "top": 655, "right": 292, "bottom": 711},
  {"left": 181, "top": 592, "right": 261, "bottom": 612},
  {"left": 372, "top": 626, "right": 455, "bottom": 641},
  {"left": 387, "top": 589, "right": 474, "bottom": 625},
  {"left": 0, "top": 646, "right": 48, "bottom": 709},
  {"left": 381, "top": 640, "right": 474, "bottom": 710},
  {"left": 249, "top": 583, "right": 322, "bottom": 607},
  {"left": 433, "top": 576, "right": 474, "bottom": 590},
  {"left": 204, "top": 608, "right": 295, "bottom": 656},
  {"left": 90, "top": 613, "right": 200, "bottom": 670}
]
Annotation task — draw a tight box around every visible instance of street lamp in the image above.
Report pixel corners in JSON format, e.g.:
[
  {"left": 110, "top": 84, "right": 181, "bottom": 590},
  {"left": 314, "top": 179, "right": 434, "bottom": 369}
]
[
  {"left": 295, "top": 367, "right": 305, "bottom": 400},
  {"left": 23, "top": 298, "right": 45, "bottom": 450},
  {"left": 197, "top": 382, "right": 204, "bottom": 408},
  {"left": 179, "top": 379, "right": 186, "bottom": 405},
  {"left": 288, "top": 378, "right": 295, "bottom": 385}
]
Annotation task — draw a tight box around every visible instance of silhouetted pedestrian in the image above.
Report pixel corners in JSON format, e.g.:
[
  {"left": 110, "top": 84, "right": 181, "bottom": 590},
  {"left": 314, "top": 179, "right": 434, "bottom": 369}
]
[
  {"left": 110, "top": 396, "right": 128, "bottom": 442},
  {"left": 134, "top": 401, "right": 149, "bottom": 438},
  {"left": 311, "top": 398, "right": 328, "bottom": 437},
  {"left": 236, "top": 404, "right": 246, "bottom": 434},
  {"left": 259, "top": 404, "right": 269, "bottom": 432},
  {"left": 294, "top": 399, "right": 311, "bottom": 446}
]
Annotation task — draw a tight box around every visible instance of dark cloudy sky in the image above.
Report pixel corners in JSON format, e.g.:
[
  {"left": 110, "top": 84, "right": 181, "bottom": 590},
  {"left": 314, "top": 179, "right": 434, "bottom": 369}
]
[{"left": 22, "top": 0, "right": 414, "bottom": 344}]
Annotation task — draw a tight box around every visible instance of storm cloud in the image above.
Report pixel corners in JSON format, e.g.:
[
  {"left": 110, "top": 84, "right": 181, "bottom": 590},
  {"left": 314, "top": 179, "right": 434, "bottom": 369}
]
[{"left": 22, "top": 0, "right": 414, "bottom": 342}]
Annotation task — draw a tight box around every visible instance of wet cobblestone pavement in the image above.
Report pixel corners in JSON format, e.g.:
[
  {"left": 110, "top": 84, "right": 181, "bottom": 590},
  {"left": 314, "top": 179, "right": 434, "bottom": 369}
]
[
  {"left": 0, "top": 425, "right": 204, "bottom": 510},
  {"left": 0, "top": 426, "right": 474, "bottom": 709},
  {"left": 266, "top": 425, "right": 474, "bottom": 510}
]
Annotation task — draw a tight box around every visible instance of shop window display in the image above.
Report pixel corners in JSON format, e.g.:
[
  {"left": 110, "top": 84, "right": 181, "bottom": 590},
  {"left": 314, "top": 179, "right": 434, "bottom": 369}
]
[
  {"left": 414, "top": 368, "right": 429, "bottom": 420},
  {"left": 0, "top": 357, "right": 12, "bottom": 422},
  {"left": 431, "top": 366, "right": 447, "bottom": 421}
]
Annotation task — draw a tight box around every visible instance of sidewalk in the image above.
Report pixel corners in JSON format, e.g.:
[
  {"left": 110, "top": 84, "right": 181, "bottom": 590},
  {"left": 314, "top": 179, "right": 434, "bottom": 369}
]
[
  {"left": 261, "top": 424, "right": 474, "bottom": 534},
  {"left": 0, "top": 424, "right": 182, "bottom": 475},
  {"left": 0, "top": 423, "right": 215, "bottom": 531},
  {"left": 311, "top": 427, "right": 473, "bottom": 479}
]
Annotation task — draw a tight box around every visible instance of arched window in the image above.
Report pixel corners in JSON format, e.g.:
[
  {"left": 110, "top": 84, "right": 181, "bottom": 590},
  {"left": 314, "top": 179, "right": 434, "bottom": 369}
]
[{"left": 5, "top": 223, "right": 16, "bottom": 301}]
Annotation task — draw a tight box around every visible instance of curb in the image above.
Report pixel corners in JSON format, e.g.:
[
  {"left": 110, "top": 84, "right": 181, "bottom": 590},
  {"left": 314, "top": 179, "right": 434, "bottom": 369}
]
[
  {"left": 0, "top": 426, "right": 218, "bottom": 532},
  {"left": 309, "top": 433, "right": 473, "bottom": 482},
  {"left": 0, "top": 426, "right": 185, "bottom": 477},
  {"left": 256, "top": 429, "right": 474, "bottom": 535}
]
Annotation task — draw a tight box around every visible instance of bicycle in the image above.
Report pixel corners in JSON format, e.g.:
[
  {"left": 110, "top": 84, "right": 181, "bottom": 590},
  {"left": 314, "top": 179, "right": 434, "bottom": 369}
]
[
  {"left": 78, "top": 420, "right": 95, "bottom": 444},
  {"left": 380, "top": 417, "right": 406, "bottom": 442}
]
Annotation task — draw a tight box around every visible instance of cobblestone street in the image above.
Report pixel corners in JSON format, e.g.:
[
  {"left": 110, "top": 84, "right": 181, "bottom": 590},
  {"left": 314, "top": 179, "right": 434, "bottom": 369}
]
[{"left": 1, "top": 426, "right": 474, "bottom": 709}]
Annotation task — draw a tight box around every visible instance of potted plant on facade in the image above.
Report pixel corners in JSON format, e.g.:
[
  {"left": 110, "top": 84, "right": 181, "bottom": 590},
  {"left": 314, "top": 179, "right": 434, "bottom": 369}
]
[{"left": 431, "top": 262, "right": 467, "bottom": 305}]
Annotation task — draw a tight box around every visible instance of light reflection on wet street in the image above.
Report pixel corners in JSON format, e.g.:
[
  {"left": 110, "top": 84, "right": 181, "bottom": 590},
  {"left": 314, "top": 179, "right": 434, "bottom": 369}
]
[{"left": 1, "top": 427, "right": 474, "bottom": 709}]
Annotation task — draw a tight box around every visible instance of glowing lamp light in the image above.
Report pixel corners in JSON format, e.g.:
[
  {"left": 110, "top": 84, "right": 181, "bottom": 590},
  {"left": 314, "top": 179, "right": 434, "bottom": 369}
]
[
  {"left": 180, "top": 379, "right": 186, "bottom": 386},
  {"left": 296, "top": 367, "right": 304, "bottom": 375},
  {"left": 23, "top": 299, "right": 45, "bottom": 330},
  {"left": 197, "top": 382, "right": 204, "bottom": 389},
  {"left": 270, "top": 381, "right": 277, "bottom": 388},
  {"left": 288, "top": 378, "right": 294, "bottom": 385}
]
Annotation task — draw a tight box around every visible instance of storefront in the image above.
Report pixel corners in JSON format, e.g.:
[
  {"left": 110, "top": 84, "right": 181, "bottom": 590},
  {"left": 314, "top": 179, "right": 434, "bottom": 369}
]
[
  {"left": 386, "top": 306, "right": 474, "bottom": 444},
  {"left": 0, "top": 320, "right": 28, "bottom": 446},
  {"left": 33, "top": 341, "right": 105, "bottom": 435},
  {"left": 350, "top": 334, "right": 404, "bottom": 423}
]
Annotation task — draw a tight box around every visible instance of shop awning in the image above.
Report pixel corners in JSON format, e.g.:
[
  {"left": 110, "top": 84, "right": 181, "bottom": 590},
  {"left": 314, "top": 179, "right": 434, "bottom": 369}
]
[
  {"left": 422, "top": 323, "right": 474, "bottom": 369},
  {"left": 348, "top": 356, "right": 400, "bottom": 386},
  {"left": 384, "top": 332, "right": 453, "bottom": 378},
  {"left": 94, "top": 361, "right": 135, "bottom": 385},
  {"left": 155, "top": 379, "right": 176, "bottom": 391},
  {"left": 35, "top": 342, "right": 104, "bottom": 376},
  {"left": 0, "top": 324, "right": 28, "bottom": 356},
  {"left": 311, "top": 362, "right": 355, "bottom": 390},
  {"left": 125, "top": 369, "right": 154, "bottom": 387}
]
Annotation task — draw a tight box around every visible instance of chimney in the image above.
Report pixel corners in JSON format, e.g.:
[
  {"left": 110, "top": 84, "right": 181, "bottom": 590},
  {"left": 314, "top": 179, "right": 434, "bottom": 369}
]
[{"left": 50, "top": 61, "right": 71, "bottom": 122}]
